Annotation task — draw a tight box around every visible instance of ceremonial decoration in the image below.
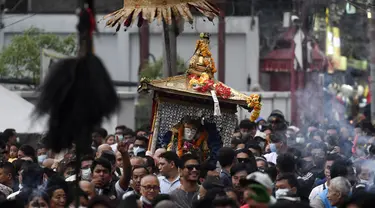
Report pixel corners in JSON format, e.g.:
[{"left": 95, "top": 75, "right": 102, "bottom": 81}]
[
  {"left": 138, "top": 33, "right": 263, "bottom": 159},
  {"left": 246, "top": 94, "right": 262, "bottom": 122},
  {"left": 102, "top": 0, "right": 219, "bottom": 31}
]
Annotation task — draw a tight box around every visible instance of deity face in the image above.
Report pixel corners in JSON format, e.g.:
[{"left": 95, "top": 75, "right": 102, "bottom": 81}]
[{"left": 184, "top": 123, "right": 198, "bottom": 141}]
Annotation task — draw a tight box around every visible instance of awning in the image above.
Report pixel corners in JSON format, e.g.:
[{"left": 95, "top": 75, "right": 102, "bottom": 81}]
[{"left": 260, "top": 27, "right": 296, "bottom": 72}]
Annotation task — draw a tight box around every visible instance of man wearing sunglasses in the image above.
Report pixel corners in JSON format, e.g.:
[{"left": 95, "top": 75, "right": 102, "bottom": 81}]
[{"left": 170, "top": 154, "right": 200, "bottom": 208}]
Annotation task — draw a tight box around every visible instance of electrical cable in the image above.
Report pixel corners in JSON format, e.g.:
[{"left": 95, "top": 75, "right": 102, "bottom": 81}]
[{"left": 3, "top": 14, "right": 36, "bottom": 28}]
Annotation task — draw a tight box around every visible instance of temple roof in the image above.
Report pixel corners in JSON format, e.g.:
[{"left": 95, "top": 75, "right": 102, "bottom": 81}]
[{"left": 138, "top": 75, "right": 249, "bottom": 106}]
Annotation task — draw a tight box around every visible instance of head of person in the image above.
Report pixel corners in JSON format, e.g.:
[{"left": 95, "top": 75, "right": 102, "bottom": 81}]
[
  {"left": 327, "top": 176, "right": 351, "bottom": 207},
  {"left": 276, "top": 153, "right": 296, "bottom": 174},
  {"left": 100, "top": 150, "right": 117, "bottom": 174},
  {"left": 1, "top": 129, "right": 17, "bottom": 145},
  {"left": 224, "top": 187, "right": 239, "bottom": 205},
  {"left": 247, "top": 143, "right": 262, "bottom": 157},
  {"left": 153, "top": 148, "right": 166, "bottom": 164},
  {"left": 309, "top": 141, "right": 328, "bottom": 169},
  {"left": 310, "top": 130, "right": 325, "bottom": 142},
  {"left": 95, "top": 144, "right": 112, "bottom": 159},
  {"left": 140, "top": 175, "right": 160, "bottom": 202},
  {"left": 198, "top": 176, "right": 225, "bottom": 200},
  {"left": 133, "top": 136, "right": 148, "bottom": 157},
  {"left": 218, "top": 147, "right": 236, "bottom": 169},
  {"left": 92, "top": 127, "right": 108, "bottom": 148},
  {"left": 36, "top": 144, "right": 48, "bottom": 164},
  {"left": 21, "top": 163, "right": 44, "bottom": 188},
  {"left": 144, "top": 156, "right": 157, "bottom": 174},
  {"left": 199, "top": 161, "right": 219, "bottom": 183},
  {"left": 269, "top": 132, "right": 287, "bottom": 154},
  {"left": 132, "top": 166, "right": 149, "bottom": 193},
  {"left": 91, "top": 158, "right": 112, "bottom": 188},
  {"left": 158, "top": 151, "right": 180, "bottom": 177},
  {"left": 130, "top": 156, "right": 147, "bottom": 167},
  {"left": 87, "top": 196, "right": 113, "bottom": 208},
  {"left": 79, "top": 180, "right": 96, "bottom": 205},
  {"left": 115, "top": 151, "right": 123, "bottom": 169},
  {"left": 239, "top": 120, "right": 257, "bottom": 138},
  {"left": 180, "top": 153, "right": 200, "bottom": 182},
  {"left": 57, "top": 157, "right": 76, "bottom": 179},
  {"left": 241, "top": 172, "right": 274, "bottom": 207},
  {"left": 236, "top": 148, "right": 256, "bottom": 165},
  {"left": 324, "top": 154, "right": 339, "bottom": 182},
  {"left": 9, "top": 144, "right": 19, "bottom": 160},
  {"left": 105, "top": 135, "right": 115, "bottom": 145},
  {"left": 327, "top": 125, "right": 338, "bottom": 137},
  {"left": 230, "top": 163, "right": 250, "bottom": 191},
  {"left": 26, "top": 191, "right": 50, "bottom": 208},
  {"left": 182, "top": 116, "right": 201, "bottom": 141},
  {"left": 330, "top": 158, "right": 356, "bottom": 186},
  {"left": 274, "top": 173, "right": 299, "bottom": 200},
  {"left": 256, "top": 157, "right": 268, "bottom": 172},
  {"left": 253, "top": 131, "right": 267, "bottom": 151},
  {"left": 46, "top": 176, "right": 68, "bottom": 208},
  {"left": 18, "top": 144, "right": 36, "bottom": 160},
  {"left": 81, "top": 155, "right": 94, "bottom": 181},
  {"left": 0, "top": 162, "right": 15, "bottom": 187},
  {"left": 267, "top": 110, "right": 287, "bottom": 131}
]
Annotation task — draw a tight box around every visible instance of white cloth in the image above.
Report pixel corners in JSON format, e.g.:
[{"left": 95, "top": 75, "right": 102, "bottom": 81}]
[
  {"left": 111, "top": 143, "right": 118, "bottom": 152},
  {"left": 264, "top": 152, "right": 278, "bottom": 164},
  {"left": 309, "top": 182, "right": 327, "bottom": 201},
  {"left": 6, "top": 190, "right": 20, "bottom": 200},
  {"left": 158, "top": 175, "right": 181, "bottom": 194}
]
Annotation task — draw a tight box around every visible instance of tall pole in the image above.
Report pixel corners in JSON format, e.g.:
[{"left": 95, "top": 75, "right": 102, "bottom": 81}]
[
  {"left": 162, "top": 18, "right": 177, "bottom": 77},
  {"left": 139, "top": 22, "right": 150, "bottom": 74},
  {"left": 368, "top": 2, "right": 375, "bottom": 125},
  {"left": 218, "top": 4, "right": 226, "bottom": 82}
]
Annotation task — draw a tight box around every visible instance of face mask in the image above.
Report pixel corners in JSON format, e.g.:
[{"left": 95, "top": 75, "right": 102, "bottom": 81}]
[
  {"left": 38, "top": 154, "right": 47, "bottom": 163},
  {"left": 275, "top": 188, "right": 290, "bottom": 199},
  {"left": 270, "top": 143, "right": 277, "bottom": 153},
  {"left": 184, "top": 128, "right": 197, "bottom": 141},
  {"left": 117, "top": 135, "right": 124, "bottom": 141},
  {"left": 133, "top": 147, "right": 146, "bottom": 156},
  {"left": 81, "top": 168, "right": 91, "bottom": 180},
  {"left": 296, "top": 137, "right": 305, "bottom": 144}
]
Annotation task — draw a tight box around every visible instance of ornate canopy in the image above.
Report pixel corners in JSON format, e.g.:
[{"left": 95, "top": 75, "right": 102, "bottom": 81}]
[{"left": 103, "top": 0, "right": 219, "bottom": 31}]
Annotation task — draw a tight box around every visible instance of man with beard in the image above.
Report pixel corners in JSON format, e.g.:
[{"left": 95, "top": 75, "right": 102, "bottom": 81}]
[
  {"left": 231, "top": 163, "right": 252, "bottom": 205},
  {"left": 170, "top": 154, "right": 200, "bottom": 208}
]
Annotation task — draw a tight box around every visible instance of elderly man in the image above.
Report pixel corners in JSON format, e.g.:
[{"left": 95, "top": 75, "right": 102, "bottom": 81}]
[
  {"left": 140, "top": 175, "right": 160, "bottom": 208},
  {"left": 96, "top": 144, "right": 113, "bottom": 158},
  {"left": 326, "top": 177, "right": 351, "bottom": 208}
]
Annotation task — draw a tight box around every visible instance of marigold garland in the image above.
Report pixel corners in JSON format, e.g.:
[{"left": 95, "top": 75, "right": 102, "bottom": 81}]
[
  {"left": 177, "top": 126, "right": 208, "bottom": 157},
  {"left": 246, "top": 94, "right": 262, "bottom": 122},
  {"left": 189, "top": 73, "right": 232, "bottom": 98}
]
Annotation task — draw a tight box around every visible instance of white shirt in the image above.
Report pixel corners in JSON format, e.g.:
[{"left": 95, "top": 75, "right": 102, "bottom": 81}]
[
  {"left": 158, "top": 175, "right": 181, "bottom": 194},
  {"left": 309, "top": 182, "right": 328, "bottom": 201},
  {"left": 111, "top": 143, "right": 118, "bottom": 152},
  {"left": 264, "top": 152, "right": 278, "bottom": 164}
]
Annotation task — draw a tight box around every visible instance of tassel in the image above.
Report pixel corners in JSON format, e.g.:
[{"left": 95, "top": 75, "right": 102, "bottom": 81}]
[{"left": 34, "top": 0, "right": 119, "bottom": 154}]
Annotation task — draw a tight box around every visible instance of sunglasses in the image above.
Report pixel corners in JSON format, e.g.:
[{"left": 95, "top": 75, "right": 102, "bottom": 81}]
[
  {"left": 184, "top": 164, "right": 200, "bottom": 171},
  {"left": 238, "top": 158, "right": 250, "bottom": 163}
]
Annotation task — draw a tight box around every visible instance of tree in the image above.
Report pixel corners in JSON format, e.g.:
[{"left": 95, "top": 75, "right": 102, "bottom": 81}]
[
  {"left": 0, "top": 27, "right": 77, "bottom": 82},
  {"left": 139, "top": 56, "right": 187, "bottom": 79}
]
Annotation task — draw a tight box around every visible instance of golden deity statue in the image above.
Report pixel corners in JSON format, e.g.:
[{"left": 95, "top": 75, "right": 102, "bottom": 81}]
[{"left": 188, "top": 33, "right": 217, "bottom": 79}]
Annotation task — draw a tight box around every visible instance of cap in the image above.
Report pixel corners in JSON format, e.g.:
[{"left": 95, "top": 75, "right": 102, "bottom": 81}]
[
  {"left": 245, "top": 171, "right": 273, "bottom": 190},
  {"left": 254, "top": 131, "right": 266, "bottom": 140}
]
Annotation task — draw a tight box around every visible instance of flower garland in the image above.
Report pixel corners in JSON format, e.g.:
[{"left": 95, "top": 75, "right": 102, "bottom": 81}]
[
  {"left": 189, "top": 73, "right": 232, "bottom": 98},
  {"left": 246, "top": 94, "right": 262, "bottom": 122},
  {"left": 177, "top": 126, "right": 208, "bottom": 157}
]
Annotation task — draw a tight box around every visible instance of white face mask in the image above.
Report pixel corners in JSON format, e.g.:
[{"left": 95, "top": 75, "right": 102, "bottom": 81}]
[
  {"left": 81, "top": 168, "right": 91, "bottom": 180},
  {"left": 117, "top": 135, "right": 124, "bottom": 142},
  {"left": 275, "top": 188, "right": 290, "bottom": 199},
  {"left": 184, "top": 128, "right": 197, "bottom": 141},
  {"left": 133, "top": 146, "right": 146, "bottom": 156},
  {"left": 296, "top": 137, "right": 305, "bottom": 144}
]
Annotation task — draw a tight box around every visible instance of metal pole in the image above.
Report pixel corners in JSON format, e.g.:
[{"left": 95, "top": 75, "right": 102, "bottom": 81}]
[
  {"left": 368, "top": 3, "right": 375, "bottom": 125},
  {"left": 218, "top": 5, "right": 225, "bottom": 82}
]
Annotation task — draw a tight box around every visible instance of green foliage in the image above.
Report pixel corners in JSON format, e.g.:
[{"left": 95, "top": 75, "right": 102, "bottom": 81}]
[
  {"left": 139, "top": 56, "right": 187, "bottom": 79},
  {"left": 0, "top": 27, "right": 77, "bottom": 81}
]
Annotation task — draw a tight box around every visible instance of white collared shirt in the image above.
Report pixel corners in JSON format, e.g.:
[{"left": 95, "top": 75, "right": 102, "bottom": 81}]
[{"left": 158, "top": 175, "right": 181, "bottom": 194}]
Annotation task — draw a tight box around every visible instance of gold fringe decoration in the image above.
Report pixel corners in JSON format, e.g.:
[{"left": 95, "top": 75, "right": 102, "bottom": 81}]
[{"left": 102, "top": 0, "right": 219, "bottom": 32}]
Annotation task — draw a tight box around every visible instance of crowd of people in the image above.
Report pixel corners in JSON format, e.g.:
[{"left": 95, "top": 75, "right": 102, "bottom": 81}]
[{"left": 0, "top": 110, "right": 374, "bottom": 208}]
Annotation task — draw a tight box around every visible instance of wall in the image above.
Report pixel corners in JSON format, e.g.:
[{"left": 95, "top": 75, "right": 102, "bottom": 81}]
[
  {"left": 16, "top": 90, "right": 137, "bottom": 131},
  {"left": 0, "top": 14, "right": 260, "bottom": 91}
]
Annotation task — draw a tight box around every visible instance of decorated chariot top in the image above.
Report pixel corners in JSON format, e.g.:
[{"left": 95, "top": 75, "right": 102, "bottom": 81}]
[{"left": 139, "top": 33, "right": 262, "bottom": 122}]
